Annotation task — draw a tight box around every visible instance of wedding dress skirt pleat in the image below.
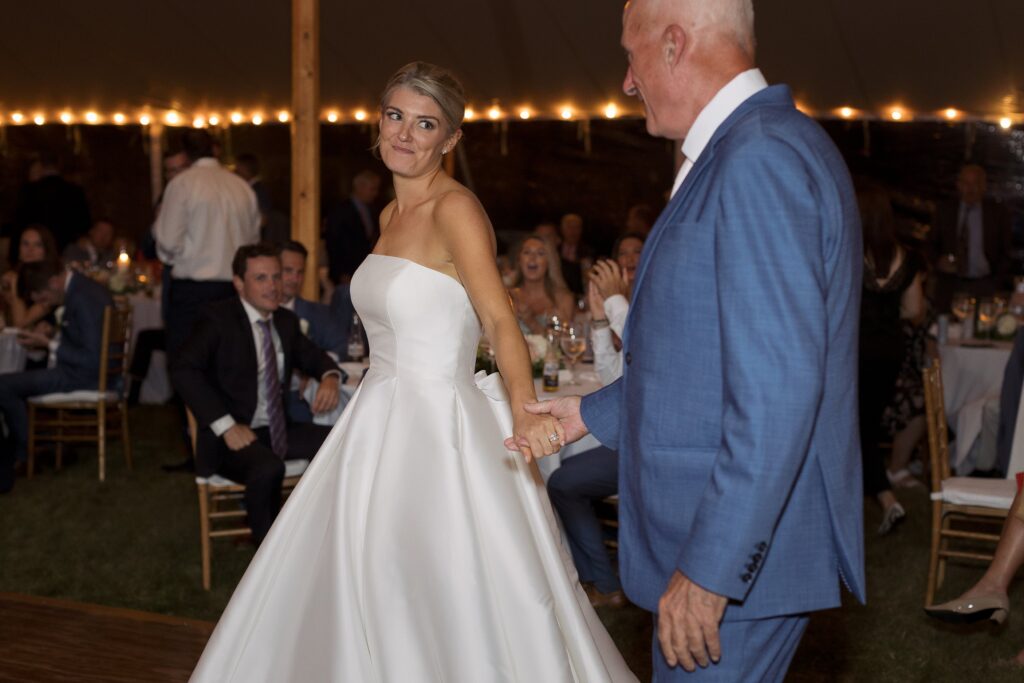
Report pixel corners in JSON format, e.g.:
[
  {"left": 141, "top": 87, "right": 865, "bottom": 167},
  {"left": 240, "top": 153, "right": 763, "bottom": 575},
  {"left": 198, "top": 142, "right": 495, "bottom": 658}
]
[{"left": 190, "top": 254, "right": 636, "bottom": 682}]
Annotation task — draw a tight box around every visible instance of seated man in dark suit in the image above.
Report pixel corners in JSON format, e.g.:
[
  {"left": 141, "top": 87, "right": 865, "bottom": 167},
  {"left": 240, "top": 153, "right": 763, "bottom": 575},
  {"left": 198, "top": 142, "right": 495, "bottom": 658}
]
[
  {"left": 0, "top": 260, "right": 113, "bottom": 492},
  {"left": 170, "top": 243, "right": 340, "bottom": 544},
  {"left": 278, "top": 239, "right": 349, "bottom": 423}
]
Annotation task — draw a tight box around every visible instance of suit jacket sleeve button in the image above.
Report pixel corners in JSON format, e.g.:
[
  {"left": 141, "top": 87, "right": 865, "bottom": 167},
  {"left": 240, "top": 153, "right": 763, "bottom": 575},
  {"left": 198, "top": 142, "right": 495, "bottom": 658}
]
[
  {"left": 757, "top": 542, "right": 767, "bottom": 552},
  {"left": 741, "top": 573, "right": 752, "bottom": 583},
  {"left": 625, "top": 352, "right": 632, "bottom": 365}
]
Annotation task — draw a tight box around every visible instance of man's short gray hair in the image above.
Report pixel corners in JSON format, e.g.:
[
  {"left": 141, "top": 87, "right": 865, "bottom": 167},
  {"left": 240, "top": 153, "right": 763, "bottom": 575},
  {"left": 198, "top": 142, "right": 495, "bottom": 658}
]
[{"left": 650, "top": 0, "right": 756, "bottom": 55}]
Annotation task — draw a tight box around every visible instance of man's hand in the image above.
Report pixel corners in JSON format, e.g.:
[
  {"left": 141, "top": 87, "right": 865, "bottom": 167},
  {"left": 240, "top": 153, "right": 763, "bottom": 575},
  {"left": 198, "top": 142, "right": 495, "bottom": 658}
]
[
  {"left": 503, "top": 396, "right": 588, "bottom": 452},
  {"left": 311, "top": 375, "right": 340, "bottom": 415},
  {"left": 223, "top": 424, "right": 257, "bottom": 451},
  {"left": 658, "top": 570, "right": 728, "bottom": 672}
]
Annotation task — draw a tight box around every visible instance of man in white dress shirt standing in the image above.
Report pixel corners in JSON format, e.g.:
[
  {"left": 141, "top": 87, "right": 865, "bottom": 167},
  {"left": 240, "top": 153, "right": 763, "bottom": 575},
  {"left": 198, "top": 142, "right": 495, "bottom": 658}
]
[{"left": 154, "top": 130, "right": 260, "bottom": 360}]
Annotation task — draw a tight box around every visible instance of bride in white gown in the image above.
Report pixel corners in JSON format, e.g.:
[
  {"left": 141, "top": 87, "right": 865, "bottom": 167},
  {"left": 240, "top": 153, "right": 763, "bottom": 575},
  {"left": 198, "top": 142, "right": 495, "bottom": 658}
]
[{"left": 190, "top": 62, "right": 636, "bottom": 682}]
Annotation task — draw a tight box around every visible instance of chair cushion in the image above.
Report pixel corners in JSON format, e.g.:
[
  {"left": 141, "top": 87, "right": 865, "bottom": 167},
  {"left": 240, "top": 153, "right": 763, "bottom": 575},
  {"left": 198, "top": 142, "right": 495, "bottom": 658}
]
[
  {"left": 29, "top": 390, "right": 119, "bottom": 405},
  {"left": 195, "top": 459, "right": 310, "bottom": 488},
  {"left": 932, "top": 477, "right": 1017, "bottom": 509}
]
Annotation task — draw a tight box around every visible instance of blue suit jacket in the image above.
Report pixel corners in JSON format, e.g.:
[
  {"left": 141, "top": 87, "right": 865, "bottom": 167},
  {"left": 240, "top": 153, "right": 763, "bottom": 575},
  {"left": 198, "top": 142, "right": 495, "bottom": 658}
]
[
  {"left": 57, "top": 272, "right": 114, "bottom": 385},
  {"left": 581, "top": 85, "right": 865, "bottom": 620},
  {"left": 292, "top": 297, "right": 347, "bottom": 359}
]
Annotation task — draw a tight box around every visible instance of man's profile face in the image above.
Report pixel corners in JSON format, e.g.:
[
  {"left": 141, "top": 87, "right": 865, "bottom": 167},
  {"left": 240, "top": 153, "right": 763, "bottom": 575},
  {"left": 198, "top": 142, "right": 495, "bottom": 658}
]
[
  {"left": 234, "top": 256, "right": 282, "bottom": 316},
  {"left": 621, "top": 1, "right": 673, "bottom": 139},
  {"left": 280, "top": 250, "right": 306, "bottom": 301}
]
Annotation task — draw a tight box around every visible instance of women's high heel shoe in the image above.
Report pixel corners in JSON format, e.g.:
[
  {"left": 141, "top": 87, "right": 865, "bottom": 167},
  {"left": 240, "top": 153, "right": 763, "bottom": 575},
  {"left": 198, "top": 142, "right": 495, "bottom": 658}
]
[{"left": 925, "top": 593, "right": 1010, "bottom": 625}]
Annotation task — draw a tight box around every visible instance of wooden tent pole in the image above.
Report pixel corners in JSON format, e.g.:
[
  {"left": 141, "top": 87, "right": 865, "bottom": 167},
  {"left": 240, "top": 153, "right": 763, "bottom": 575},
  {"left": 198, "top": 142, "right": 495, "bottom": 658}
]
[
  {"left": 292, "top": 0, "right": 320, "bottom": 301},
  {"left": 148, "top": 123, "right": 164, "bottom": 206}
]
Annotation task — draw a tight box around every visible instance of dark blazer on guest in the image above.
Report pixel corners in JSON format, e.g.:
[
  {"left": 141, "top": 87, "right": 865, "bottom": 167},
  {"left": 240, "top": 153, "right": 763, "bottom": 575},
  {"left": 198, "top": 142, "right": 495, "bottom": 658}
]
[
  {"left": 292, "top": 297, "right": 347, "bottom": 359},
  {"left": 930, "top": 199, "right": 1013, "bottom": 286},
  {"left": 169, "top": 296, "right": 338, "bottom": 476},
  {"left": 58, "top": 272, "right": 114, "bottom": 385},
  {"left": 324, "top": 198, "right": 377, "bottom": 283}
]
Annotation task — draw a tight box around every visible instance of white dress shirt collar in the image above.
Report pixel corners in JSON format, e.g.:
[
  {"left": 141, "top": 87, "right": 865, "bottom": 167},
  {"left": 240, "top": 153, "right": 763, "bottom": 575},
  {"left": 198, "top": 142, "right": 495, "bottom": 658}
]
[
  {"left": 193, "top": 157, "right": 221, "bottom": 169},
  {"left": 671, "top": 68, "right": 769, "bottom": 197},
  {"left": 240, "top": 297, "right": 273, "bottom": 326}
]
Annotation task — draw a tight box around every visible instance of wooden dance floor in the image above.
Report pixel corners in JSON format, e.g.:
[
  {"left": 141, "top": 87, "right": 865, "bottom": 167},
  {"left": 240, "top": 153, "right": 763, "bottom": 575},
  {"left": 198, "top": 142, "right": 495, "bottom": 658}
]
[{"left": 0, "top": 593, "right": 213, "bottom": 682}]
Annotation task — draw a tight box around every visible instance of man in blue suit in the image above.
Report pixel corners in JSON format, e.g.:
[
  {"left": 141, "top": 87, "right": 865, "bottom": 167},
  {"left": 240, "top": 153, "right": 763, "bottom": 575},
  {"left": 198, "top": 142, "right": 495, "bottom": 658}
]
[
  {"left": 0, "top": 260, "right": 113, "bottom": 491},
  {"left": 515, "top": 1, "right": 865, "bottom": 679},
  {"left": 278, "top": 240, "right": 349, "bottom": 422}
]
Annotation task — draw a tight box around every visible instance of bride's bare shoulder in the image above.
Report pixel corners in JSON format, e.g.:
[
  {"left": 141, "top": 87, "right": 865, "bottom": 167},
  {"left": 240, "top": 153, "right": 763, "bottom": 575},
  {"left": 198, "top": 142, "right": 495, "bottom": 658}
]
[{"left": 378, "top": 200, "right": 398, "bottom": 232}]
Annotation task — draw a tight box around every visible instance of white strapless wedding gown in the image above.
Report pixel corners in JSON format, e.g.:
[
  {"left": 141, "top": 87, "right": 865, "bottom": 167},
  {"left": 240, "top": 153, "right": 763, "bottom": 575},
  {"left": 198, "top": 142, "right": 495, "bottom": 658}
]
[{"left": 191, "top": 254, "right": 636, "bottom": 682}]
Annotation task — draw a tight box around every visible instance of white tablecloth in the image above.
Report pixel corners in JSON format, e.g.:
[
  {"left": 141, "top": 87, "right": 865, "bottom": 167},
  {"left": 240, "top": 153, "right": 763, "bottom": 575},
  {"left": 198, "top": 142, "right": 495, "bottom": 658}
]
[
  {"left": 0, "top": 328, "right": 28, "bottom": 374},
  {"left": 939, "top": 340, "right": 1013, "bottom": 467}
]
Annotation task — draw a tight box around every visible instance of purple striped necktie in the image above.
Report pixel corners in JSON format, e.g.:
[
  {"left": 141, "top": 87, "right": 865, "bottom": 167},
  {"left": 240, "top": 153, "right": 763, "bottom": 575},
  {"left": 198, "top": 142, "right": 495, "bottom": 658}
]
[{"left": 257, "top": 319, "right": 288, "bottom": 458}]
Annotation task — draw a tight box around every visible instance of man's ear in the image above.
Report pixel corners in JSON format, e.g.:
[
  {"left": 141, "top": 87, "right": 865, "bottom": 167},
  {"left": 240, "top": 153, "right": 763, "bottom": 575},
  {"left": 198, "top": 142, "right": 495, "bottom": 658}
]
[{"left": 663, "top": 24, "right": 687, "bottom": 68}]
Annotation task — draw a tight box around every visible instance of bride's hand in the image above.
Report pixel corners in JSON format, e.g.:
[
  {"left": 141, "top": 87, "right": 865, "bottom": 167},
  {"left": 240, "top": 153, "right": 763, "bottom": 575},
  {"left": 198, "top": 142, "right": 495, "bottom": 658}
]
[{"left": 510, "top": 410, "right": 566, "bottom": 462}]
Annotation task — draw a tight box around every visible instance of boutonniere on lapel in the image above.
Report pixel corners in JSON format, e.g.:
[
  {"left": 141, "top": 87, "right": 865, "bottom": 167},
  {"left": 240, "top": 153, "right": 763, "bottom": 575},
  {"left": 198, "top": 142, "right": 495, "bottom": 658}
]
[
  {"left": 55, "top": 306, "right": 66, "bottom": 327},
  {"left": 299, "top": 318, "right": 310, "bottom": 336}
]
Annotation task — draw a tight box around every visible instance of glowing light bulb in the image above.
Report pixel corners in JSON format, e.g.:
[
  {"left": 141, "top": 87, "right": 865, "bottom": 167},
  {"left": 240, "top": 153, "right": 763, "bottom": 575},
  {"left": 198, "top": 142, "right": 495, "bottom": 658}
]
[
  {"left": 464, "top": 107, "right": 476, "bottom": 121},
  {"left": 277, "top": 110, "right": 290, "bottom": 123},
  {"left": 85, "top": 111, "right": 99, "bottom": 124},
  {"left": 230, "top": 112, "right": 243, "bottom": 124},
  {"left": 60, "top": 111, "right": 73, "bottom": 124},
  {"left": 139, "top": 114, "right": 151, "bottom": 125},
  {"left": 1000, "top": 116, "right": 1013, "bottom": 130},
  {"left": 944, "top": 108, "right": 959, "bottom": 121},
  {"left": 208, "top": 115, "right": 220, "bottom": 126},
  {"left": 33, "top": 114, "right": 45, "bottom": 125},
  {"left": 560, "top": 106, "right": 574, "bottom": 120},
  {"left": 839, "top": 107, "right": 854, "bottom": 119},
  {"left": 11, "top": 112, "right": 24, "bottom": 124},
  {"left": 604, "top": 102, "right": 619, "bottom": 119},
  {"left": 192, "top": 116, "right": 206, "bottom": 128},
  {"left": 113, "top": 113, "right": 126, "bottom": 125},
  {"left": 487, "top": 106, "right": 502, "bottom": 120},
  {"left": 354, "top": 109, "right": 368, "bottom": 122},
  {"left": 326, "top": 111, "right": 339, "bottom": 123},
  {"left": 164, "top": 111, "right": 181, "bottom": 125},
  {"left": 252, "top": 114, "right": 263, "bottom": 125}
]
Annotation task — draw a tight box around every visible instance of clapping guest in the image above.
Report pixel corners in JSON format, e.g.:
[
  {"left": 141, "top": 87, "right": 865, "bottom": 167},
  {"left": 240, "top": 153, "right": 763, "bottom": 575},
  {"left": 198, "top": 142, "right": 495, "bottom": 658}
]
[
  {"left": 588, "top": 232, "right": 646, "bottom": 382},
  {"left": 62, "top": 218, "right": 116, "bottom": 269},
  {"left": 170, "top": 244, "right": 340, "bottom": 544},
  {"left": 546, "top": 233, "right": 645, "bottom": 609},
  {"left": 508, "top": 235, "right": 574, "bottom": 335},
  {"left": 2, "top": 225, "right": 59, "bottom": 330},
  {"left": 279, "top": 240, "right": 349, "bottom": 423},
  {"left": 0, "top": 259, "right": 113, "bottom": 487}
]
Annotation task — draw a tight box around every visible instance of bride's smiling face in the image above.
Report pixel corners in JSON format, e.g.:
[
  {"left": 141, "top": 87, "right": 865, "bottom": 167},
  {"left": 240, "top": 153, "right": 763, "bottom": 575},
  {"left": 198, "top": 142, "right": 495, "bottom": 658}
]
[{"left": 379, "top": 85, "right": 460, "bottom": 177}]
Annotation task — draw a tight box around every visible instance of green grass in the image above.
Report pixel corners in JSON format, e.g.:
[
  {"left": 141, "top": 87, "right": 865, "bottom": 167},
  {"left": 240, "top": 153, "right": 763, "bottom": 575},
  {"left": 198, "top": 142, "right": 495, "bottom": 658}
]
[{"left": 2, "top": 404, "right": 1023, "bottom": 681}]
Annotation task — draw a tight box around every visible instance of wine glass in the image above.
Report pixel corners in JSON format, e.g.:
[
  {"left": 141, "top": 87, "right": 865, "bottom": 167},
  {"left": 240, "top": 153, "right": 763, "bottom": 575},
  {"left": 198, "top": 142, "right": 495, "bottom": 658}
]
[{"left": 559, "top": 324, "right": 587, "bottom": 386}]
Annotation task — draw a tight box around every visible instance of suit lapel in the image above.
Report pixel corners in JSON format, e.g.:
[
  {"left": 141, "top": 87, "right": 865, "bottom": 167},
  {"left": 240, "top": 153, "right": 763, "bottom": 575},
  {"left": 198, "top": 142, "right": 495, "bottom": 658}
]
[{"left": 628, "top": 85, "right": 794, "bottom": 307}]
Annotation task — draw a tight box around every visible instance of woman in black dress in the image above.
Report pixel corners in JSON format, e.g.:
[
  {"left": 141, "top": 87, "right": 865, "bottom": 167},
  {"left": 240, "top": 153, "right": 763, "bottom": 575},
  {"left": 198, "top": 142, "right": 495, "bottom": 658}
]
[{"left": 858, "top": 186, "right": 925, "bottom": 534}]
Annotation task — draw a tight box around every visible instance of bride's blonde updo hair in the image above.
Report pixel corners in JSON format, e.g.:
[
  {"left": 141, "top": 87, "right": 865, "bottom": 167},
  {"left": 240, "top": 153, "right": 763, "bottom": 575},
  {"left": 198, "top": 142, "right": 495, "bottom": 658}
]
[{"left": 380, "top": 62, "right": 466, "bottom": 135}]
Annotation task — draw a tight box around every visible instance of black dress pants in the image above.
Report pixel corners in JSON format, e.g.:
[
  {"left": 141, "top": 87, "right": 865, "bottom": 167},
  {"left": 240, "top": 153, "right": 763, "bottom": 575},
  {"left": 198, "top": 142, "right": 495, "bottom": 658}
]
[{"left": 214, "top": 423, "right": 331, "bottom": 544}]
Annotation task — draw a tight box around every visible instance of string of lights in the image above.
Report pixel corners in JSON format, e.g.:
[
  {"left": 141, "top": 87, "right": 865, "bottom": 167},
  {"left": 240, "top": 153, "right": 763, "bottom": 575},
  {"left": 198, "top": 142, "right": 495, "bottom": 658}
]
[{"left": 0, "top": 104, "right": 1019, "bottom": 128}]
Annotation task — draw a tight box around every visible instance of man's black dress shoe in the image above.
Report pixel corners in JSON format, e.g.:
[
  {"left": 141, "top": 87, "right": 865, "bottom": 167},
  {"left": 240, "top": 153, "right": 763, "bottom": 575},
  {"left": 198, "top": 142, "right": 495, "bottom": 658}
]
[{"left": 161, "top": 458, "right": 195, "bottom": 473}]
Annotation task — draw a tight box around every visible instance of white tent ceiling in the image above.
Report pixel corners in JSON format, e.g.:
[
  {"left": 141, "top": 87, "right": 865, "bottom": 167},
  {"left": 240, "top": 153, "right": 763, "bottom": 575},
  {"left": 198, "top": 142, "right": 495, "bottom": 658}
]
[{"left": 1, "top": 0, "right": 1022, "bottom": 122}]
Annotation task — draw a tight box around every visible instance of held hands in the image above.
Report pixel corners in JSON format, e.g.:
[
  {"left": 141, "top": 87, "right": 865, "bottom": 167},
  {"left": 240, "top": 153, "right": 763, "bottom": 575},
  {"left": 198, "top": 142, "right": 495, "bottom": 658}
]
[
  {"left": 658, "top": 571, "right": 728, "bottom": 672},
  {"left": 224, "top": 424, "right": 258, "bottom": 451},
  {"left": 589, "top": 259, "right": 630, "bottom": 300},
  {"left": 503, "top": 396, "right": 589, "bottom": 461},
  {"left": 311, "top": 375, "right": 340, "bottom": 415},
  {"left": 507, "top": 410, "right": 566, "bottom": 462}
]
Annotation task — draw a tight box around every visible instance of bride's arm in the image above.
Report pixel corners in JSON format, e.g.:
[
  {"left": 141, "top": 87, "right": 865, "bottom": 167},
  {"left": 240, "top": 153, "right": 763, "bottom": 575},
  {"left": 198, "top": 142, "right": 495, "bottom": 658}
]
[{"left": 436, "top": 192, "right": 565, "bottom": 460}]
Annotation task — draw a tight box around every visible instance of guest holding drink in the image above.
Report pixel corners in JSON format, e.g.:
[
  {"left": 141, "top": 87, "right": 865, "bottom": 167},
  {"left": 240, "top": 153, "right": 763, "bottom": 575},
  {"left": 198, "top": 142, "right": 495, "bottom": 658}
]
[
  {"left": 859, "top": 185, "right": 924, "bottom": 534},
  {"left": 508, "top": 235, "right": 574, "bottom": 335}
]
